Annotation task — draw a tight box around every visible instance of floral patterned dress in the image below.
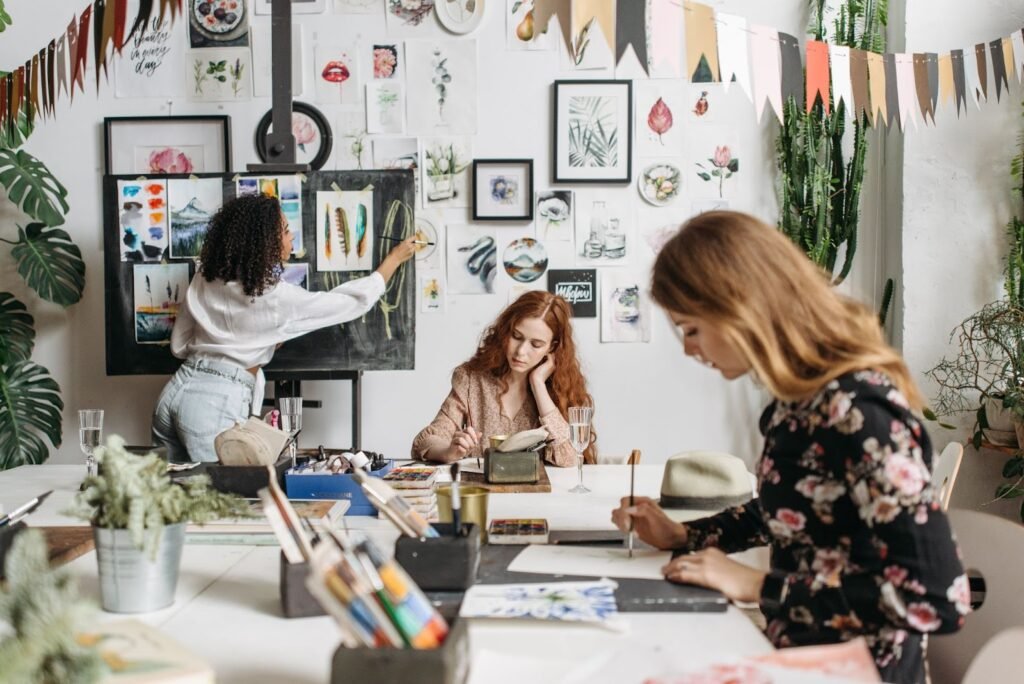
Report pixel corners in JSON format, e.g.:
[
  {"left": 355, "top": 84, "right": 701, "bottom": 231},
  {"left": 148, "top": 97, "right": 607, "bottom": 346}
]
[{"left": 674, "top": 371, "right": 969, "bottom": 683}]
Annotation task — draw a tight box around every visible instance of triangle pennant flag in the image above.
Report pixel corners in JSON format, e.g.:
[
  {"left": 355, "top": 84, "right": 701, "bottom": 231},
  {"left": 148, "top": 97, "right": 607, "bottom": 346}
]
[
  {"left": 894, "top": 53, "right": 918, "bottom": 131},
  {"left": 615, "top": 0, "right": 648, "bottom": 74},
  {"left": 648, "top": 0, "right": 683, "bottom": 77},
  {"left": 913, "top": 53, "right": 937, "bottom": 125},
  {"left": 684, "top": 1, "right": 720, "bottom": 82},
  {"left": 0, "top": 75, "right": 8, "bottom": 134},
  {"left": 56, "top": 34, "right": 69, "bottom": 99},
  {"left": 72, "top": 5, "right": 92, "bottom": 100},
  {"left": 990, "top": 39, "right": 1008, "bottom": 101},
  {"left": 963, "top": 45, "right": 982, "bottom": 108},
  {"left": 717, "top": 12, "right": 752, "bottom": 101},
  {"left": 750, "top": 24, "right": 782, "bottom": 123},
  {"left": 950, "top": 49, "right": 967, "bottom": 116},
  {"left": 46, "top": 40, "right": 56, "bottom": 117},
  {"left": 830, "top": 45, "right": 853, "bottom": 119},
  {"left": 850, "top": 48, "right": 871, "bottom": 123},
  {"left": 974, "top": 43, "right": 989, "bottom": 102},
  {"left": 38, "top": 48, "right": 49, "bottom": 120},
  {"left": 1013, "top": 30, "right": 1024, "bottom": 82},
  {"left": 125, "top": 0, "right": 155, "bottom": 47},
  {"left": 571, "top": 0, "right": 615, "bottom": 68},
  {"left": 778, "top": 32, "right": 802, "bottom": 107},
  {"left": 884, "top": 53, "right": 899, "bottom": 129},
  {"left": 805, "top": 40, "right": 830, "bottom": 114},
  {"left": 27, "top": 57, "right": 38, "bottom": 127},
  {"left": 113, "top": 0, "right": 128, "bottom": 52},
  {"left": 66, "top": 16, "right": 79, "bottom": 99},
  {"left": 866, "top": 51, "right": 886, "bottom": 127}
]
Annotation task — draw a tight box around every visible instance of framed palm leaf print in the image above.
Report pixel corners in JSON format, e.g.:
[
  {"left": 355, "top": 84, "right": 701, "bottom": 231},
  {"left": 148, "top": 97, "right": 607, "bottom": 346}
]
[{"left": 553, "top": 80, "right": 632, "bottom": 184}]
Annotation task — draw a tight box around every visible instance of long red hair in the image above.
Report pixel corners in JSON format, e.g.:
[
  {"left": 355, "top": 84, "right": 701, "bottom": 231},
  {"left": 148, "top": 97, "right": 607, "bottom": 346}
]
[{"left": 463, "top": 291, "right": 597, "bottom": 462}]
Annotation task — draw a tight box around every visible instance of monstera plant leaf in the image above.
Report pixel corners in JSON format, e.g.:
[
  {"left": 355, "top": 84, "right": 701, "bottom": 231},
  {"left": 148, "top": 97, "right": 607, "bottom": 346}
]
[
  {"left": 0, "top": 148, "right": 69, "bottom": 227},
  {"left": 0, "top": 106, "right": 33, "bottom": 149},
  {"left": 0, "top": 293, "right": 35, "bottom": 366},
  {"left": 0, "top": 360, "right": 63, "bottom": 468},
  {"left": 0, "top": 2, "right": 11, "bottom": 33},
  {"left": 10, "top": 223, "right": 85, "bottom": 306}
]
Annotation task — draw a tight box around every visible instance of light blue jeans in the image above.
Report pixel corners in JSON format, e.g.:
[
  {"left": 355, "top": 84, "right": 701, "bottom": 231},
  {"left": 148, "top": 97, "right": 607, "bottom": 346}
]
[{"left": 151, "top": 358, "right": 255, "bottom": 463}]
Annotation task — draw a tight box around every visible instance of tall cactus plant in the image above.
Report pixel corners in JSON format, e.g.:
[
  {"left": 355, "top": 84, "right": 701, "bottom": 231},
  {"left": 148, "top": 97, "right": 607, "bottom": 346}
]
[
  {"left": 777, "top": 0, "right": 887, "bottom": 285},
  {"left": 1006, "top": 101, "right": 1024, "bottom": 307}
]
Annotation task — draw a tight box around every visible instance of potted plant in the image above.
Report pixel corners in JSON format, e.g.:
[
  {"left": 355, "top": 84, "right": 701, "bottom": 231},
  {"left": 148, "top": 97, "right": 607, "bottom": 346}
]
[{"left": 68, "top": 436, "right": 250, "bottom": 613}]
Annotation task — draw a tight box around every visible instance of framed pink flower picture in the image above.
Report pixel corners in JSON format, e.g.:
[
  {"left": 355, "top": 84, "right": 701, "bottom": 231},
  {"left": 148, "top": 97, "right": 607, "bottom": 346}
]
[{"left": 104, "top": 115, "right": 232, "bottom": 175}]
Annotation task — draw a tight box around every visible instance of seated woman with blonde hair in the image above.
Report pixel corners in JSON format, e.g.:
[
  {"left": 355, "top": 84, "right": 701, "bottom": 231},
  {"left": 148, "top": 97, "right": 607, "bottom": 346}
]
[{"left": 411, "top": 291, "right": 594, "bottom": 466}]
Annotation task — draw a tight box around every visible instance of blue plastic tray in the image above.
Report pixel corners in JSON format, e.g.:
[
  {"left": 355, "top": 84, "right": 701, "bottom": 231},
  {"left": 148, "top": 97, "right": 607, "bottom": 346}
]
[{"left": 284, "top": 459, "right": 395, "bottom": 516}]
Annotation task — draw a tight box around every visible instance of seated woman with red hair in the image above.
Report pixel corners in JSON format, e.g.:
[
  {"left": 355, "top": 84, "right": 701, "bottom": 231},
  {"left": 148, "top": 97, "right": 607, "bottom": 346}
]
[{"left": 411, "top": 291, "right": 595, "bottom": 466}]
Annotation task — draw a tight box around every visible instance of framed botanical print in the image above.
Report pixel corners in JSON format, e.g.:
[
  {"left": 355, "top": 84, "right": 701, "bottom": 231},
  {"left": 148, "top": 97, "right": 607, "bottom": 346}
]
[
  {"left": 103, "top": 115, "right": 232, "bottom": 175},
  {"left": 472, "top": 159, "right": 533, "bottom": 221},
  {"left": 552, "top": 80, "right": 632, "bottom": 184}
]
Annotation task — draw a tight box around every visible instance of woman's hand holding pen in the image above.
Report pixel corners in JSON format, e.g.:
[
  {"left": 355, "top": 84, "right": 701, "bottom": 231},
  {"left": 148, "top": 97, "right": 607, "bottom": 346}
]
[
  {"left": 375, "top": 236, "right": 418, "bottom": 283},
  {"left": 444, "top": 425, "right": 481, "bottom": 462},
  {"left": 611, "top": 497, "right": 688, "bottom": 550}
]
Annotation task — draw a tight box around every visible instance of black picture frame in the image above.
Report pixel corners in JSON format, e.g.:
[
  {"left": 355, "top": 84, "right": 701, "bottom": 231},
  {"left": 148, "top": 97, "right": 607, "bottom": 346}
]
[
  {"left": 254, "top": 101, "right": 333, "bottom": 171},
  {"left": 103, "top": 115, "right": 232, "bottom": 176},
  {"left": 552, "top": 79, "right": 633, "bottom": 184},
  {"left": 471, "top": 158, "right": 534, "bottom": 221}
]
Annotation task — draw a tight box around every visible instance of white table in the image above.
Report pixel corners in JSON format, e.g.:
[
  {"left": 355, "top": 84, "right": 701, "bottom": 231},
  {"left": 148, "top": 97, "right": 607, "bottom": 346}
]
[{"left": 0, "top": 464, "right": 772, "bottom": 683}]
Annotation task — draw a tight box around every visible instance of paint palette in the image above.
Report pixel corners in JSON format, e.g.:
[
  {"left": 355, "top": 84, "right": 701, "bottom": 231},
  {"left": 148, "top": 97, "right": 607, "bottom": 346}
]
[{"left": 487, "top": 519, "right": 550, "bottom": 545}]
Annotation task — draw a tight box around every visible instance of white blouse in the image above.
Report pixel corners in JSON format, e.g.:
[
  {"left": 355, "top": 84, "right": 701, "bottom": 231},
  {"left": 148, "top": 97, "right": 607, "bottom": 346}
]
[{"left": 170, "top": 271, "right": 385, "bottom": 412}]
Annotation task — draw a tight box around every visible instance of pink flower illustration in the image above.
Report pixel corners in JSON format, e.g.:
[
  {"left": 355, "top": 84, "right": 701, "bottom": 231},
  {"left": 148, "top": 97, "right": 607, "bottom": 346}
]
[
  {"left": 696, "top": 145, "right": 740, "bottom": 198},
  {"left": 646, "top": 97, "right": 673, "bottom": 144},
  {"left": 713, "top": 146, "right": 731, "bottom": 167},
  {"left": 906, "top": 602, "right": 941, "bottom": 631},
  {"left": 293, "top": 113, "right": 317, "bottom": 153},
  {"left": 374, "top": 46, "right": 397, "bottom": 79},
  {"left": 148, "top": 148, "right": 194, "bottom": 174}
]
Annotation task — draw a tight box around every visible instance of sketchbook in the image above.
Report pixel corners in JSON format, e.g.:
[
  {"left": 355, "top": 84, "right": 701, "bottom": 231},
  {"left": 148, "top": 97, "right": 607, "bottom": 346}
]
[{"left": 507, "top": 544, "right": 670, "bottom": 581}]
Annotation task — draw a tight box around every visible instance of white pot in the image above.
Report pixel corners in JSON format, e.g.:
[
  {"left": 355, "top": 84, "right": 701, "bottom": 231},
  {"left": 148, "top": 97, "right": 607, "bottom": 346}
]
[
  {"left": 94, "top": 523, "right": 185, "bottom": 613},
  {"left": 984, "top": 396, "right": 1019, "bottom": 446}
]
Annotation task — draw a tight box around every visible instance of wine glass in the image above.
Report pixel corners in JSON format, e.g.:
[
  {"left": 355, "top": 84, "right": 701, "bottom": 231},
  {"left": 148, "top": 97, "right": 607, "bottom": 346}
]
[
  {"left": 79, "top": 409, "right": 104, "bottom": 477},
  {"left": 568, "top": 406, "right": 593, "bottom": 494},
  {"left": 278, "top": 397, "right": 303, "bottom": 467}
]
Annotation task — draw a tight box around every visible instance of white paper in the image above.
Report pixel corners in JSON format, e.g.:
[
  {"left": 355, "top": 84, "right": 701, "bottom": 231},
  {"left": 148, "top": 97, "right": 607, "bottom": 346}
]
[
  {"left": 507, "top": 545, "right": 670, "bottom": 580},
  {"left": 716, "top": 13, "right": 752, "bottom": 101},
  {"left": 830, "top": 46, "right": 853, "bottom": 119},
  {"left": 405, "top": 40, "right": 478, "bottom": 135},
  {"left": 187, "top": 47, "right": 252, "bottom": 101},
  {"left": 115, "top": 16, "right": 187, "bottom": 98},
  {"left": 750, "top": 25, "right": 782, "bottom": 123}
]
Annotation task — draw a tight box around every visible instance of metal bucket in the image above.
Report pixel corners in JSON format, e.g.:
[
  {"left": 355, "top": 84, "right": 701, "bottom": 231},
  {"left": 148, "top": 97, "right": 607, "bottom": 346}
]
[{"left": 94, "top": 522, "right": 185, "bottom": 613}]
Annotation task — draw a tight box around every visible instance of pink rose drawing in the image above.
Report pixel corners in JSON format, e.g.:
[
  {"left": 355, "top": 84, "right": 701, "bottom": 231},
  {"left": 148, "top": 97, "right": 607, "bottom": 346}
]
[
  {"left": 906, "top": 602, "right": 942, "bottom": 632},
  {"left": 148, "top": 148, "right": 194, "bottom": 174},
  {"left": 695, "top": 145, "right": 739, "bottom": 198},
  {"left": 884, "top": 453, "right": 928, "bottom": 496},
  {"left": 374, "top": 46, "right": 398, "bottom": 79},
  {"left": 292, "top": 114, "right": 317, "bottom": 153},
  {"left": 946, "top": 574, "right": 972, "bottom": 615}
]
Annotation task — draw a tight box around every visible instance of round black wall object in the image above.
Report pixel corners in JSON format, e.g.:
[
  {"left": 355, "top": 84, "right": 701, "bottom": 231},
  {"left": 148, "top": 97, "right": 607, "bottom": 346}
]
[{"left": 254, "top": 101, "right": 333, "bottom": 170}]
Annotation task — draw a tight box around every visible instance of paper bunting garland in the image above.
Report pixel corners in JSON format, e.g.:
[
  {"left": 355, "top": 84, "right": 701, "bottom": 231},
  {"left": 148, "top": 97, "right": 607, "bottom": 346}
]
[
  {"left": 883, "top": 53, "right": 898, "bottom": 129},
  {"left": 778, "top": 32, "right": 802, "bottom": 106},
  {"left": 850, "top": 48, "right": 870, "bottom": 123},
  {"left": 1013, "top": 31, "right": 1024, "bottom": 81},
  {"left": 914, "top": 53, "right": 938, "bottom": 125},
  {"left": 717, "top": 13, "right": 751, "bottom": 100},
  {"left": 990, "top": 39, "right": 1008, "bottom": 101},
  {"left": 830, "top": 45, "right": 853, "bottom": 117},
  {"left": 805, "top": 40, "right": 829, "bottom": 114},
  {"left": 648, "top": 0, "right": 682, "bottom": 77},
  {"left": 684, "top": 1, "right": 719, "bottom": 82},
  {"left": 895, "top": 53, "right": 917, "bottom": 131},
  {"left": 750, "top": 24, "right": 782, "bottom": 123},
  {"left": 615, "top": 0, "right": 647, "bottom": 74}
]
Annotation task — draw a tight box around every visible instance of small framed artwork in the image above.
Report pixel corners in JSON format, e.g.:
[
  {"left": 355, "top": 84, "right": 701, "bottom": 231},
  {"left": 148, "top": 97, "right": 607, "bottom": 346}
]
[
  {"left": 472, "top": 159, "right": 533, "bottom": 221},
  {"left": 254, "top": 101, "right": 333, "bottom": 170},
  {"left": 552, "top": 80, "right": 633, "bottom": 184},
  {"left": 103, "top": 115, "right": 231, "bottom": 175}
]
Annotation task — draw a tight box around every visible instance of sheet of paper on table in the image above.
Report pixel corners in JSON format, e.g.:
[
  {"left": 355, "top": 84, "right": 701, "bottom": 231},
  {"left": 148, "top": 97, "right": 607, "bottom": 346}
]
[{"left": 507, "top": 544, "right": 671, "bottom": 580}]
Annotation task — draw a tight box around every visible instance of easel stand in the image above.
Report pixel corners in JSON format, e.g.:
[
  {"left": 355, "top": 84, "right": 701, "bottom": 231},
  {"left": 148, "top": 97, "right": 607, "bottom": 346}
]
[{"left": 265, "top": 371, "right": 363, "bottom": 450}]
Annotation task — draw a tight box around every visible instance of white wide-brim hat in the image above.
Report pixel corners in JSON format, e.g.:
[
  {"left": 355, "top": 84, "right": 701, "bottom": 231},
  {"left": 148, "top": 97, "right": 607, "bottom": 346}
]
[{"left": 658, "top": 451, "right": 753, "bottom": 522}]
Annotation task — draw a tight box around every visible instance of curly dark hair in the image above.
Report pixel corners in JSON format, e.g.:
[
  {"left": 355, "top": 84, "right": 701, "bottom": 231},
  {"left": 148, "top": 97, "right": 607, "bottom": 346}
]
[{"left": 198, "top": 194, "right": 284, "bottom": 298}]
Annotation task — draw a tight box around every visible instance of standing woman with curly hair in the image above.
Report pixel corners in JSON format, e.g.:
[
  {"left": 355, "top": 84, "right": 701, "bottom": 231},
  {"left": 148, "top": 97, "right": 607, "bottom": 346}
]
[
  {"left": 411, "top": 291, "right": 595, "bottom": 466},
  {"left": 152, "top": 194, "right": 416, "bottom": 462}
]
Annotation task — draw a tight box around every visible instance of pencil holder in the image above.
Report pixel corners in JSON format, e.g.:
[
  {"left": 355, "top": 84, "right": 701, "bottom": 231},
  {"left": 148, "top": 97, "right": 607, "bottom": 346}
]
[
  {"left": 205, "top": 456, "right": 291, "bottom": 498},
  {"left": 0, "top": 521, "right": 28, "bottom": 580},
  {"left": 330, "top": 618, "right": 470, "bottom": 684},
  {"left": 278, "top": 552, "right": 327, "bottom": 619},
  {"left": 394, "top": 524, "right": 480, "bottom": 592}
]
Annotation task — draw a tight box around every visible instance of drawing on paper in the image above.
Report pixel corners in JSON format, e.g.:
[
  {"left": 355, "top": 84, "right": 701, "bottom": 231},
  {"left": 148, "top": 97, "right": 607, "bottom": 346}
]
[
  {"left": 405, "top": 40, "right": 477, "bottom": 135},
  {"left": 373, "top": 44, "right": 399, "bottom": 78},
  {"left": 568, "top": 96, "right": 618, "bottom": 168},
  {"left": 638, "top": 163, "right": 681, "bottom": 206},
  {"left": 167, "top": 178, "right": 223, "bottom": 259},
  {"left": 315, "top": 44, "right": 360, "bottom": 104},
  {"left": 135, "top": 146, "right": 203, "bottom": 174},
  {"left": 695, "top": 146, "right": 739, "bottom": 198},
  {"left": 413, "top": 213, "right": 440, "bottom": 267},
  {"left": 421, "top": 137, "right": 471, "bottom": 209},
  {"left": 119, "top": 180, "right": 169, "bottom": 263},
  {"left": 576, "top": 198, "right": 630, "bottom": 265},
  {"left": 447, "top": 225, "right": 497, "bottom": 294},
  {"left": 316, "top": 190, "right": 374, "bottom": 272},
  {"left": 547, "top": 268, "right": 596, "bottom": 318},
  {"left": 536, "top": 190, "right": 573, "bottom": 242},
  {"left": 419, "top": 271, "right": 444, "bottom": 313},
  {"left": 281, "top": 263, "right": 309, "bottom": 289},
  {"left": 601, "top": 272, "right": 651, "bottom": 343},
  {"left": 386, "top": 0, "right": 435, "bottom": 25},
  {"left": 189, "top": 47, "right": 251, "bottom": 101},
  {"left": 503, "top": 238, "right": 548, "bottom": 283},
  {"left": 366, "top": 81, "right": 404, "bottom": 134},
  {"left": 507, "top": 0, "right": 554, "bottom": 51},
  {"left": 134, "top": 263, "right": 190, "bottom": 344},
  {"left": 459, "top": 580, "right": 619, "bottom": 623}
]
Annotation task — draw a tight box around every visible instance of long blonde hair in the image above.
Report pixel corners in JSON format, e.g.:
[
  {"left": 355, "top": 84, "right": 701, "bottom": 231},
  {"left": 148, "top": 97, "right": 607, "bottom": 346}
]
[{"left": 651, "top": 211, "right": 924, "bottom": 409}]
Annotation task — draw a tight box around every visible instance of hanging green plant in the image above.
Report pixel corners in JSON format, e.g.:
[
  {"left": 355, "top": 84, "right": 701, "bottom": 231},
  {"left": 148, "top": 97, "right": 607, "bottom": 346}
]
[
  {"left": 0, "top": 293, "right": 34, "bottom": 365},
  {"left": 0, "top": 360, "right": 63, "bottom": 468},
  {"left": 7, "top": 223, "right": 85, "bottom": 306},
  {"left": 0, "top": 149, "right": 70, "bottom": 228}
]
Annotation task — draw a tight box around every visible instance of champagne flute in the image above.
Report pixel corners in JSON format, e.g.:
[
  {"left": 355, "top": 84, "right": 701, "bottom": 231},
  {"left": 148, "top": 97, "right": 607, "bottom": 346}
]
[
  {"left": 568, "top": 406, "right": 593, "bottom": 494},
  {"left": 79, "top": 409, "right": 104, "bottom": 477},
  {"left": 278, "top": 397, "right": 303, "bottom": 467}
]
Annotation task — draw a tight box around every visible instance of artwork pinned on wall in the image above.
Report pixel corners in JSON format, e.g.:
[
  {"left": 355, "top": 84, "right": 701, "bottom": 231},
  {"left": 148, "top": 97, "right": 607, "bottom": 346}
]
[
  {"left": 114, "top": 16, "right": 187, "bottom": 98},
  {"left": 255, "top": 0, "right": 327, "bottom": 13},
  {"left": 104, "top": 116, "right": 231, "bottom": 175},
  {"left": 637, "top": 162, "right": 682, "bottom": 207},
  {"left": 254, "top": 101, "right": 334, "bottom": 170},
  {"left": 314, "top": 43, "right": 362, "bottom": 105},
  {"left": 365, "top": 80, "right": 406, "bottom": 134},
  {"left": 435, "top": 0, "right": 486, "bottom": 34},
  {"left": 419, "top": 270, "right": 445, "bottom": 313},
  {"left": 316, "top": 190, "right": 375, "bottom": 272},
  {"left": 336, "top": 109, "right": 369, "bottom": 170},
  {"left": 506, "top": 0, "right": 556, "bottom": 51},
  {"left": 635, "top": 80, "right": 685, "bottom": 158},
  {"left": 282, "top": 263, "right": 310, "bottom": 289},
  {"left": 251, "top": 24, "right": 303, "bottom": 97},
  {"left": 685, "top": 83, "right": 722, "bottom": 123},
  {"left": 688, "top": 126, "right": 741, "bottom": 200},
  {"left": 335, "top": 0, "right": 384, "bottom": 13},
  {"left": 405, "top": 40, "right": 478, "bottom": 135},
  {"left": 188, "top": 0, "right": 250, "bottom": 48},
  {"left": 547, "top": 269, "right": 597, "bottom": 318},
  {"left": 372, "top": 135, "right": 417, "bottom": 198},
  {"left": 167, "top": 177, "right": 224, "bottom": 259},
  {"left": 553, "top": 80, "right": 633, "bottom": 184},
  {"left": 648, "top": 0, "right": 684, "bottom": 79},
  {"left": 575, "top": 196, "right": 632, "bottom": 266},
  {"left": 536, "top": 190, "right": 574, "bottom": 243},
  {"left": 236, "top": 175, "right": 305, "bottom": 257},
  {"left": 447, "top": 224, "right": 497, "bottom": 295},
  {"left": 118, "top": 180, "right": 169, "bottom": 263},
  {"left": 601, "top": 270, "right": 651, "bottom": 343},
  {"left": 187, "top": 47, "right": 252, "bottom": 101},
  {"left": 371, "top": 44, "right": 401, "bottom": 79},
  {"left": 472, "top": 159, "right": 534, "bottom": 221},
  {"left": 414, "top": 211, "right": 442, "bottom": 269},
  {"left": 133, "top": 263, "right": 190, "bottom": 345},
  {"left": 503, "top": 237, "right": 548, "bottom": 284},
  {"left": 385, "top": 0, "right": 436, "bottom": 30},
  {"left": 569, "top": 0, "right": 616, "bottom": 70},
  {"left": 420, "top": 137, "right": 472, "bottom": 209}
]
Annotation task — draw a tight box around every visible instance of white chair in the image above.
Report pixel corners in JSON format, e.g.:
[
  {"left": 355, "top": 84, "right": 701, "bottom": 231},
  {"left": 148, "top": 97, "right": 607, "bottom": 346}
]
[
  {"left": 962, "top": 627, "right": 1024, "bottom": 684},
  {"left": 928, "top": 509, "right": 1024, "bottom": 684},
  {"left": 932, "top": 442, "right": 964, "bottom": 510}
]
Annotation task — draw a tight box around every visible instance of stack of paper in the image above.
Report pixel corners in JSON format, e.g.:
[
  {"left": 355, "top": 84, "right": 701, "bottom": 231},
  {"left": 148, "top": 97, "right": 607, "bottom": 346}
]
[{"left": 383, "top": 466, "right": 438, "bottom": 522}]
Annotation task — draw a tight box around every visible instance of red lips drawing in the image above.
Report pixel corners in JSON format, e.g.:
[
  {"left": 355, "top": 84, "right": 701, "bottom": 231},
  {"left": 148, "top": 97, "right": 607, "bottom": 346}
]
[{"left": 321, "top": 61, "right": 351, "bottom": 83}]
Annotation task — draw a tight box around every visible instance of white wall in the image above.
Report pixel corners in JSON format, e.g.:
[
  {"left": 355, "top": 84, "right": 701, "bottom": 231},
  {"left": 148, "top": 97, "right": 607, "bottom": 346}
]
[
  {"left": 902, "top": 1, "right": 1024, "bottom": 520},
  {"left": 0, "top": 0, "right": 901, "bottom": 472}
]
